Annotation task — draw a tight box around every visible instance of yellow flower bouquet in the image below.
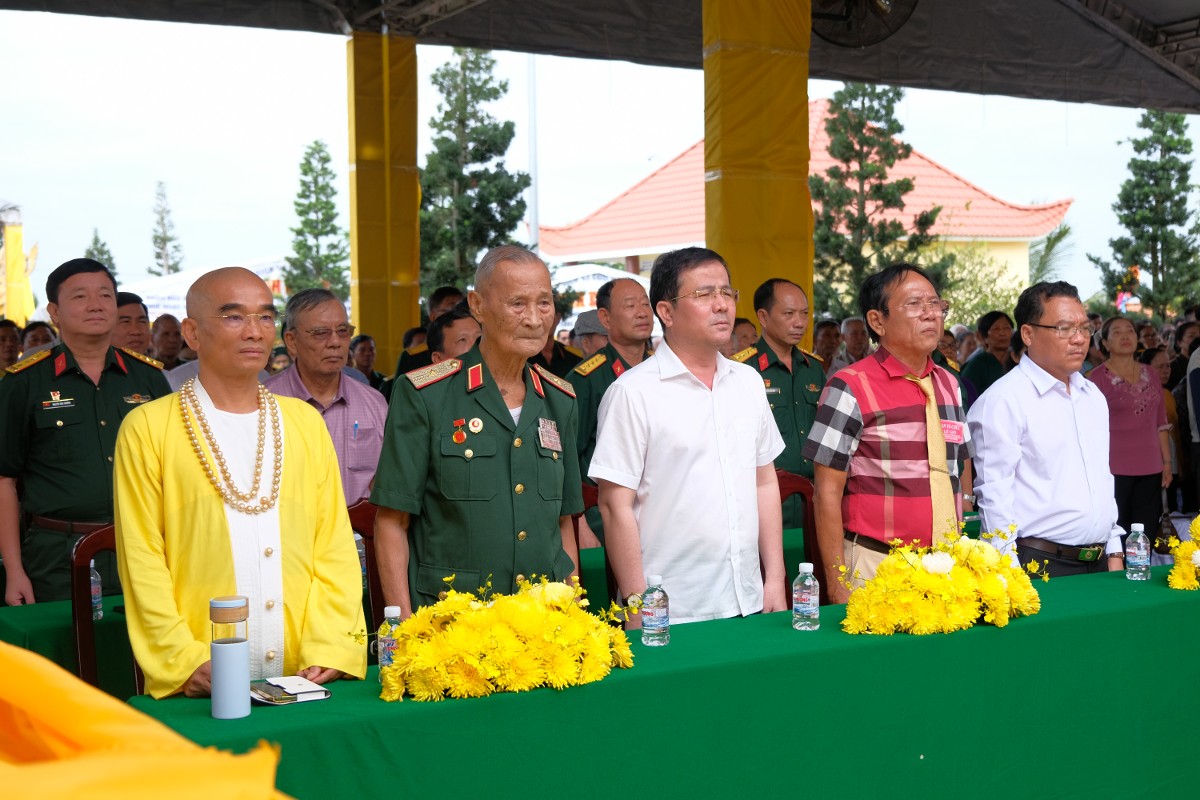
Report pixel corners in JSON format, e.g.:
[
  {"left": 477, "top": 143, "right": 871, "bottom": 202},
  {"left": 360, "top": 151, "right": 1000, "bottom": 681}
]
[
  {"left": 379, "top": 577, "right": 634, "bottom": 702},
  {"left": 1163, "top": 518, "right": 1200, "bottom": 590},
  {"left": 842, "top": 532, "right": 1043, "bottom": 635}
]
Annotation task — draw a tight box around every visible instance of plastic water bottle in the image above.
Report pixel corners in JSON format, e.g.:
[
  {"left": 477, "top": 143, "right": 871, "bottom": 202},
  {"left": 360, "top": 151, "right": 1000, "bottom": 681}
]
[
  {"left": 1126, "top": 523, "right": 1150, "bottom": 581},
  {"left": 641, "top": 575, "right": 669, "bottom": 646},
  {"left": 353, "top": 533, "right": 367, "bottom": 589},
  {"left": 792, "top": 562, "right": 820, "bottom": 631},
  {"left": 377, "top": 605, "right": 402, "bottom": 682},
  {"left": 89, "top": 559, "right": 103, "bottom": 621}
]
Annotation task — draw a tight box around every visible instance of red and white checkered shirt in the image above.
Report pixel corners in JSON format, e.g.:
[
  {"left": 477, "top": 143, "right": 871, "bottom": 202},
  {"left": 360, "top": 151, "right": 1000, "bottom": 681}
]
[{"left": 802, "top": 347, "right": 973, "bottom": 546}]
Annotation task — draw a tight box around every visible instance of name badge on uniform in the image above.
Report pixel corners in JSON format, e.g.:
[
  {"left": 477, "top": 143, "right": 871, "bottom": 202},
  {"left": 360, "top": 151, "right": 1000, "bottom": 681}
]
[
  {"left": 538, "top": 418, "right": 562, "bottom": 452},
  {"left": 42, "top": 392, "right": 75, "bottom": 410},
  {"left": 940, "top": 420, "right": 965, "bottom": 445},
  {"left": 765, "top": 387, "right": 781, "bottom": 395}
]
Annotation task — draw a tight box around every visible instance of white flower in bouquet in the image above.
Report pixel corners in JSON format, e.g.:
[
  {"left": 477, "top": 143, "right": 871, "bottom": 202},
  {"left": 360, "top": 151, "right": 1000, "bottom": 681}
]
[{"left": 922, "top": 551, "right": 954, "bottom": 574}]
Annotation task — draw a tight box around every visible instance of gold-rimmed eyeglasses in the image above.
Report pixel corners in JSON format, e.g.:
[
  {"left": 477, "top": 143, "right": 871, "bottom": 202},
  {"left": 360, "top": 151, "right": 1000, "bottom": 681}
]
[
  {"left": 304, "top": 324, "right": 357, "bottom": 341},
  {"left": 670, "top": 286, "right": 739, "bottom": 304}
]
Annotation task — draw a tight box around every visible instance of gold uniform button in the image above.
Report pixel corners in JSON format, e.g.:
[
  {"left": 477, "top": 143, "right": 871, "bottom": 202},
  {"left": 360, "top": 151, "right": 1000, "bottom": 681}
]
[
  {"left": 514, "top": 437, "right": 522, "bottom": 447},
  {"left": 517, "top": 530, "right": 527, "bottom": 541},
  {"left": 265, "top": 600, "right": 276, "bottom": 610},
  {"left": 514, "top": 483, "right": 524, "bottom": 494},
  {"left": 516, "top": 574, "right": 526, "bottom": 583},
  {"left": 265, "top": 650, "right": 277, "bottom": 661},
  {"left": 100, "top": 420, "right": 107, "bottom": 427},
  {"left": 464, "top": 449, "right": 474, "bottom": 459},
  {"left": 264, "top": 547, "right": 274, "bottom": 557},
  {"left": 438, "top": 590, "right": 448, "bottom": 601},
  {"left": 107, "top": 456, "right": 113, "bottom": 463},
  {"left": 552, "top": 452, "right": 558, "bottom": 461},
  {"left": 56, "top": 420, "right": 63, "bottom": 427}
]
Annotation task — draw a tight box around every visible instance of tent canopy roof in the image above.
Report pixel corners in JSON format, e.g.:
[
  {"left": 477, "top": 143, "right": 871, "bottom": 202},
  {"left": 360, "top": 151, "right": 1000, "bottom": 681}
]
[{"left": 7, "top": 0, "right": 1200, "bottom": 111}]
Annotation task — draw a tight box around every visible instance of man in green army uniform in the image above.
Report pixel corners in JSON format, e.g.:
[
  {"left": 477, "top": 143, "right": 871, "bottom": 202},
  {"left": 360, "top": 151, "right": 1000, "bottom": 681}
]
[
  {"left": 372, "top": 246, "right": 583, "bottom": 615},
  {"left": 573, "top": 278, "right": 654, "bottom": 543},
  {"left": 734, "top": 278, "right": 825, "bottom": 530},
  {"left": 0, "top": 258, "right": 171, "bottom": 605}
]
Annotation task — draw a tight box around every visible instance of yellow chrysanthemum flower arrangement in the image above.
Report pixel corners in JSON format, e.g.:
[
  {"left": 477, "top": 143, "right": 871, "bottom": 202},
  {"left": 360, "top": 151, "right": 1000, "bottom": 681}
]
[
  {"left": 842, "top": 530, "right": 1044, "bottom": 635},
  {"left": 1164, "top": 519, "right": 1200, "bottom": 590},
  {"left": 378, "top": 576, "right": 634, "bottom": 702}
]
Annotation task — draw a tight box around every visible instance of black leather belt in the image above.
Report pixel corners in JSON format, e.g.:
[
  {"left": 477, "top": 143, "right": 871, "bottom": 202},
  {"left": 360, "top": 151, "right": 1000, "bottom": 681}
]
[
  {"left": 844, "top": 531, "right": 891, "bottom": 555},
  {"left": 1017, "top": 536, "right": 1106, "bottom": 562},
  {"left": 28, "top": 515, "right": 110, "bottom": 536}
]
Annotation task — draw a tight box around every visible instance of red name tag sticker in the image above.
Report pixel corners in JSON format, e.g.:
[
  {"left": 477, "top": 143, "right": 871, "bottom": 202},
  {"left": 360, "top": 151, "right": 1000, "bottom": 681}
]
[{"left": 940, "top": 420, "right": 965, "bottom": 444}]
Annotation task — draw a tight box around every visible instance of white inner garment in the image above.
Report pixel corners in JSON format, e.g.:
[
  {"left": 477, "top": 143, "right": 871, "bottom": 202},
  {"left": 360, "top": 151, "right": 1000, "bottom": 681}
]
[{"left": 192, "top": 378, "right": 286, "bottom": 680}]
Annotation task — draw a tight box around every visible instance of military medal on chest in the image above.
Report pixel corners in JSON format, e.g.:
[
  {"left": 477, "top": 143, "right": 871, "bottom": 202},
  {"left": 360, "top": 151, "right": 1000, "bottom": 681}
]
[
  {"left": 452, "top": 418, "right": 467, "bottom": 444},
  {"left": 468, "top": 417, "right": 483, "bottom": 434},
  {"left": 537, "top": 417, "right": 562, "bottom": 451}
]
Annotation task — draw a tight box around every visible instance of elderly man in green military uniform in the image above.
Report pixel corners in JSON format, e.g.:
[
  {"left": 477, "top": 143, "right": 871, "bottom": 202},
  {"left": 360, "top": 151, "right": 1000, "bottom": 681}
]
[
  {"left": 0, "top": 258, "right": 171, "bottom": 605},
  {"left": 371, "top": 246, "right": 583, "bottom": 616},
  {"left": 573, "top": 278, "right": 654, "bottom": 544},
  {"left": 733, "top": 278, "right": 825, "bottom": 530}
]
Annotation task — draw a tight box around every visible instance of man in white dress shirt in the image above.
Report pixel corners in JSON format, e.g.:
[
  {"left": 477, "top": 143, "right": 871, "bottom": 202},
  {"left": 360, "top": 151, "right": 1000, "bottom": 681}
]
[
  {"left": 590, "top": 247, "right": 787, "bottom": 624},
  {"left": 967, "top": 281, "right": 1124, "bottom": 576}
]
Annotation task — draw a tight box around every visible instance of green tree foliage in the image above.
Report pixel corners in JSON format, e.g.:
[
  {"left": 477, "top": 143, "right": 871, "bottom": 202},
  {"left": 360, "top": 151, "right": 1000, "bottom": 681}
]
[
  {"left": 809, "top": 83, "right": 952, "bottom": 318},
  {"left": 420, "top": 48, "right": 532, "bottom": 291},
  {"left": 1088, "top": 110, "right": 1200, "bottom": 319},
  {"left": 934, "top": 242, "right": 1023, "bottom": 330},
  {"left": 1028, "top": 222, "right": 1072, "bottom": 285},
  {"left": 285, "top": 140, "right": 350, "bottom": 300},
  {"left": 84, "top": 228, "right": 116, "bottom": 275},
  {"left": 148, "top": 181, "right": 183, "bottom": 276}
]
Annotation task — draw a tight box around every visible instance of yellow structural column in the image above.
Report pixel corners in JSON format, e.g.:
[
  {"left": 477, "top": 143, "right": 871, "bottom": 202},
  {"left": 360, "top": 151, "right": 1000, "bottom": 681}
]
[
  {"left": 347, "top": 31, "right": 420, "bottom": 374},
  {"left": 703, "top": 1, "right": 812, "bottom": 329}
]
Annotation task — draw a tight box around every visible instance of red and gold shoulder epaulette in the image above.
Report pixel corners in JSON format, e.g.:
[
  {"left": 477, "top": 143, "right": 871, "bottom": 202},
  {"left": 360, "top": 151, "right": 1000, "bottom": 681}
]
[
  {"left": 533, "top": 363, "right": 576, "bottom": 398},
  {"left": 573, "top": 353, "right": 607, "bottom": 376},
  {"left": 731, "top": 346, "right": 758, "bottom": 363},
  {"left": 800, "top": 347, "right": 823, "bottom": 364},
  {"left": 120, "top": 347, "right": 164, "bottom": 369},
  {"left": 405, "top": 358, "right": 462, "bottom": 389},
  {"left": 5, "top": 349, "right": 51, "bottom": 374}
]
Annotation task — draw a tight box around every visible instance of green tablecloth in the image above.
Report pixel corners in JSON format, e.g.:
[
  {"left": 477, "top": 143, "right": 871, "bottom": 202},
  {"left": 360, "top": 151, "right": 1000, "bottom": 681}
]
[
  {"left": 0, "top": 595, "right": 135, "bottom": 698},
  {"left": 130, "top": 566, "right": 1199, "bottom": 799},
  {"left": 579, "top": 527, "right": 807, "bottom": 608}
]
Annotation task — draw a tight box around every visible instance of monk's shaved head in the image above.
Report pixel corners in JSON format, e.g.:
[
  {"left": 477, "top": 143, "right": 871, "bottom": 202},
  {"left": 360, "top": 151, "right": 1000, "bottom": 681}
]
[{"left": 185, "top": 267, "right": 271, "bottom": 318}]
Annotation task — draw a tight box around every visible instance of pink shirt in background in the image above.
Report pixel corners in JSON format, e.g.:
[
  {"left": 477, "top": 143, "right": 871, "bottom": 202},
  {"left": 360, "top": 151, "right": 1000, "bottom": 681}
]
[
  {"left": 265, "top": 366, "right": 389, "bottom": 504},
  {"left": 1087, "top": 362, "right": 1169, "bottom": 476}
]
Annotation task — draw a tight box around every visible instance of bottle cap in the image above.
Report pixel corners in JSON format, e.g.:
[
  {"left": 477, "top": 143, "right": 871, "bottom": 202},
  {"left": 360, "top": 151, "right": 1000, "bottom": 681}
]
[
  {"left": 89, "top": 559, "right": 96, "bottom": 569},
  {"left": 1130, "top": 523, "right": 1144, "bottom": 533},
  {"left": 646, "top": 574, "right": 663, "bottom": 586},
  {"left": 799, "top": 562, "right": 813, "bottom": 573},
  {"left": 384, "top": 605, "right": 402, "bottom": 618},
  {"left": 210, "top": 595, "right": 249, "bottom": 624}
]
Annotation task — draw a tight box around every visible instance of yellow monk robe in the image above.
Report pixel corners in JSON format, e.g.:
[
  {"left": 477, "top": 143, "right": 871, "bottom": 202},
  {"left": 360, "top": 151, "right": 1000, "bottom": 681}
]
[
  {"left": 114, "top": 394, "right": 367, "bottom": 698},
  {"left": 0, "top": 642, "right": 288, "bottom": 799}
]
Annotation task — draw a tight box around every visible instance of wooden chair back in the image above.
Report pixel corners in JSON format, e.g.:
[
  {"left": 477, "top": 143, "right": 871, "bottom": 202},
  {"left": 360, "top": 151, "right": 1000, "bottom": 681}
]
[
  {"left": 347, "top": 500, "right": 385, "bottom": 632},
  {"left": 774, "top": 470, "right": 830, "bottom": 605},
  {"left": 70, "top": 525, "right": 145, "bottom": 693}
]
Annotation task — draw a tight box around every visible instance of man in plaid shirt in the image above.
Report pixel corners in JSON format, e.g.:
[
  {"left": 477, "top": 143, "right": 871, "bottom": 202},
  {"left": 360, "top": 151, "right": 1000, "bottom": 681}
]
[{"left": 802, "top": 263, "right": 975, "bottom": 603}]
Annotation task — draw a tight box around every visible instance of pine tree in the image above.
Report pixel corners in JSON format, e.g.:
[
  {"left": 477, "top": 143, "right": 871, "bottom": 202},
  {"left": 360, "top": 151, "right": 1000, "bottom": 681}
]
[
  {"left": 84, "top": 228, "right": 116, "bottom": 275},
  {"left": 809, "top": 83, "right": 951, "bottom": 318},
  {"left": 420, "top": 48, "right": 532, "bottom": 291},
  {"left": 1088, "top": 110, "right": 1200, "bottom": 319},
  {"left": 285, "top": 140, "right": 349, "bottom": 300},
  {"left": 148, "top": 181, "right": 183, "bottom": 276}
]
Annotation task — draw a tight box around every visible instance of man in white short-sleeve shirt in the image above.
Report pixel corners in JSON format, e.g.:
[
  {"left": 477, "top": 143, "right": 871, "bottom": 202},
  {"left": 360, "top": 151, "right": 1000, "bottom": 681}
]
[{"left": 589, "top": 247, "right": 788, "bottom": 624}]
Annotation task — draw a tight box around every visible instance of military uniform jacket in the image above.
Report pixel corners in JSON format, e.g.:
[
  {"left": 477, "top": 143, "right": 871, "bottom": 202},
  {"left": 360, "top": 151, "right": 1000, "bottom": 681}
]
[
  {"left": 734, "top": 338, "right": 824, "bottom": 479},
  {"left": 371, "top": 343, "right": 584, "bottom": 609},
  {"left": 573, "top": 342, "right": 650, "bottom": 483},
  {"left": 529, "top": 341, "right": 583, "bottom": 379},
  {"left": 0, "top": 343, "right": 171, "bottom": 520}
]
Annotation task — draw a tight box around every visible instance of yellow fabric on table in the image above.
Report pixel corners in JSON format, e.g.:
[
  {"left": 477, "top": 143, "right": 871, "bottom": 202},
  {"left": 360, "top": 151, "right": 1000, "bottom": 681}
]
[{"left": 0, "top": 641, "right": 288, "bottom": 799}]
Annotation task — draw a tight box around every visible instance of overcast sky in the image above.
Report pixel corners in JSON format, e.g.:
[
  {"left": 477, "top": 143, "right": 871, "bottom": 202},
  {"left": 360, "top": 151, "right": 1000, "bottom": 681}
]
[{"left": 3, "top": 10, "right": 1199, "bottom": 307}]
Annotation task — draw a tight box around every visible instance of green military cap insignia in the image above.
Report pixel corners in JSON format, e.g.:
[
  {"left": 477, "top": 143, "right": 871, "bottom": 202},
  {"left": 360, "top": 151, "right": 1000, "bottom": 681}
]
[
  {"left": 406, "top": 358, "right": 462, "bottom": 389},
  {"left": 573, "top": 353, "right": 607, "bottom": 376},
  {"left": 5, "top": 349, "right": 51, "bottom": 374}
]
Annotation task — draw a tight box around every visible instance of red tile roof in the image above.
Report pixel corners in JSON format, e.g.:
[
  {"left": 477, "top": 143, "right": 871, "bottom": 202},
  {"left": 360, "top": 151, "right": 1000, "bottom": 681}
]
[{"left": 540, "top": 99, "right": 1071, "bottom": 260}]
